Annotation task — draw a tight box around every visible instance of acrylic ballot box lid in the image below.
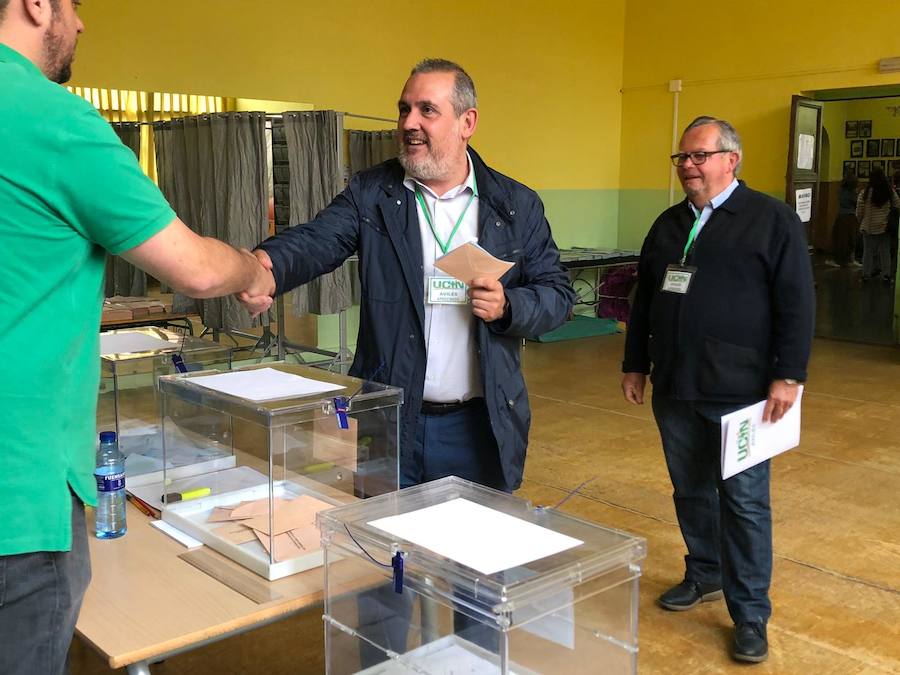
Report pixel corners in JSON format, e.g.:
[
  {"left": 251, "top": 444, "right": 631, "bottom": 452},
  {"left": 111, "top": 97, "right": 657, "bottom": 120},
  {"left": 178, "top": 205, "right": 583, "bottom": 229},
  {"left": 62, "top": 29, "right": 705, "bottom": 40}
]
[
  {"left": 317, "top": 476, "right": 647, "bottom": 619},
  {"left": 157, "top": 362, "right": 404, "bottom": 427},
  {"left": 100, "top": 327, "right": 230, "bottom": 362}
]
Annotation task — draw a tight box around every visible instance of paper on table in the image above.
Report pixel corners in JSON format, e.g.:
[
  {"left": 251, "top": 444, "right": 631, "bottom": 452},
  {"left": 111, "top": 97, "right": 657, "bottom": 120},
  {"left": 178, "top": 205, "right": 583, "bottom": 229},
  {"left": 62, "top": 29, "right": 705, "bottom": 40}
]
[
  {"left": 189, "top": 367, "right": 344, "bottom": 401},
  {"left": 720, "top": 386, "right": 803, "bottom": 479},
  {"left": 100, "top": 332, "right": 172, "bottom": 356},
  {"left": 434, "top": 242, "right": 515, "bottom": 286},
  {"left": 367, "top": 498, "right": 583, "bottom": 575},
  {"left": 150, "top": 520, "right": 204, "bottom": 548}
]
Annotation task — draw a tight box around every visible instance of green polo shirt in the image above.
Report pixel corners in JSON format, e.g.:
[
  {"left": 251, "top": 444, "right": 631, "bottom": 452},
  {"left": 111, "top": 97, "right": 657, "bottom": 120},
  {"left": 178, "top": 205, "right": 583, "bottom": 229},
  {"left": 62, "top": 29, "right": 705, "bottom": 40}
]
[{"left": 0, "top": 44, "right": 175, "bottom": 554}]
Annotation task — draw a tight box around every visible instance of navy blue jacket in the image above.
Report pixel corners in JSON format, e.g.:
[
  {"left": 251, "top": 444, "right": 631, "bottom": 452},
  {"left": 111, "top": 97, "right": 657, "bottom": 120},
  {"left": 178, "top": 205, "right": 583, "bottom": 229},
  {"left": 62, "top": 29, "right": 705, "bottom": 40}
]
[
  {"left": 622, "top": 182, "right": 815, "bottom": 403},
  {"left": 258, "top": 148, "right": 574, "bottom": 489}
]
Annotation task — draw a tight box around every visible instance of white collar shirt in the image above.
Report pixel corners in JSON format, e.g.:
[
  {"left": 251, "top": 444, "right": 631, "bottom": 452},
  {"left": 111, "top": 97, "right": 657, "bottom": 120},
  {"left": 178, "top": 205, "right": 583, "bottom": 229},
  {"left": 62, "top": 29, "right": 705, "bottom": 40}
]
[{"left": 403, "top": 152, "right": 482, "bottom": 403}]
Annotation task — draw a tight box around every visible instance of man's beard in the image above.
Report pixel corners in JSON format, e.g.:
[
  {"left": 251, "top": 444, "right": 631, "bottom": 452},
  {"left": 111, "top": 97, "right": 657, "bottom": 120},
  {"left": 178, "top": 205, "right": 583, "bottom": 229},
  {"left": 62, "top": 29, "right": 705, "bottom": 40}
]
[
  {"left": 398, "top": 142, "right": 451, "bottom": 182},
  {"left": 42, "top": 27, "right": 74, "bottom": 84}
]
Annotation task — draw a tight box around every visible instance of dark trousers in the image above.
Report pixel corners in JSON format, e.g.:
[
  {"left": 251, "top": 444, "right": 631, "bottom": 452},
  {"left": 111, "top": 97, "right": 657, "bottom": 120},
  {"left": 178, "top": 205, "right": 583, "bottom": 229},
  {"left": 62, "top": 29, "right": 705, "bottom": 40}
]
[
  {"left": 831, "top": 213, "right": 858, "bottom": 266},
  {"left": 652, "top": 394, "right": 773, "bottom": 625},
  {"left": 359, "top": 401, "right": 506, "bottom": 666},
  {"left": 0, "top": 492, "right": 92, "bottom": 675}
]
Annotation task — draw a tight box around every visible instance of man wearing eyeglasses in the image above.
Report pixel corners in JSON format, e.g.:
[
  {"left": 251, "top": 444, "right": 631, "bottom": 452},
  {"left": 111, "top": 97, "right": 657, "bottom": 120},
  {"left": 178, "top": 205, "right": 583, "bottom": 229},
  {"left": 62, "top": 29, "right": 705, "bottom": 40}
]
[{"left": 621, "top": 116, "right": 814, "bottom": 663}]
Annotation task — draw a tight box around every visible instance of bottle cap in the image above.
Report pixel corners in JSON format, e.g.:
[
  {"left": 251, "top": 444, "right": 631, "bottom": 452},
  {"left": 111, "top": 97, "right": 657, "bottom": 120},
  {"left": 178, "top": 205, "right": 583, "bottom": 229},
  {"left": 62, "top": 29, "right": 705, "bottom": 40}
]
[{"left": 99, "top": 431, "right": 117, "bottom": 443}]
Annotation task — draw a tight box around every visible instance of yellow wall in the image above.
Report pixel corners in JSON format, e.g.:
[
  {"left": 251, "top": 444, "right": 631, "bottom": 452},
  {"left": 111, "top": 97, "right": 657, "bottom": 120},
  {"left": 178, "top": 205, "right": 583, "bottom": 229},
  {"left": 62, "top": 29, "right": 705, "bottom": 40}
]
[
  {"left": 618, "top": 0, "right": 900, "bottom": 247},
  {"left": 71, "top": 0, "right": 625, "bottom": 193}
]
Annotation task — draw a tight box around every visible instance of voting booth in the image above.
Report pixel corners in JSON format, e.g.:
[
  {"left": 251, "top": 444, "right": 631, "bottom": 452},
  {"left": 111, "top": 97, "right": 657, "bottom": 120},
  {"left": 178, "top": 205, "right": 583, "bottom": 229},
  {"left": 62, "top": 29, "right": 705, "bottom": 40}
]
[
  {"left": 318, "top": 476, "right": 646, "bottom": 674},
  {"left": 98, "top": 327, "right": 233, "bottom": 482},
  {"left": 155, "top": 363, "right": 403, "bottom": 580}
]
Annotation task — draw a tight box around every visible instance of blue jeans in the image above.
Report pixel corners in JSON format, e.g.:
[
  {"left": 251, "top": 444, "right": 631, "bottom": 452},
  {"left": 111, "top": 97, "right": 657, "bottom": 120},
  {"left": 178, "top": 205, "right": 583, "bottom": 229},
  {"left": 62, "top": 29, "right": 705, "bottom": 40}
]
[
  {"left": 359, "top": 402, "right": 506, "bottom": 667},
  {"left": 400, "top": 399, "right": 508, "bottom": 491},
  {"left": 862, "top": 232, "right": 891, "bottom": 278},
  {"left": 0, "top": 491, "right": 92, "bottom": 675},
  {"left": 652, "top": 394, "right": 772, "bottom": 625}
]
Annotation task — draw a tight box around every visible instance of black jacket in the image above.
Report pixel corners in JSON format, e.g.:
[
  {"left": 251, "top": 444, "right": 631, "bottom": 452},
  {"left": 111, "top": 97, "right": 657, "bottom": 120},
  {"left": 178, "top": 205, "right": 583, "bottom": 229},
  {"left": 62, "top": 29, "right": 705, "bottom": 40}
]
[
  {"left": 623, "top": 182, "right": 815, "bottom": 403},
  {"left": 258, "top": 148, "right": 574, "bottom": 489}
]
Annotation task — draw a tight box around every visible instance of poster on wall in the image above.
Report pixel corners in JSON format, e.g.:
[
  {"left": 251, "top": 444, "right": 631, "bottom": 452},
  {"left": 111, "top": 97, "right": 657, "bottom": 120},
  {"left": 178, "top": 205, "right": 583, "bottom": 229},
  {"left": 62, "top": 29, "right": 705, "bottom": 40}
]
[
  {"left": 797, "top": 134, "right": 815, "bottom": 170},
  {"left": 843, "top": 160, "right": 857, "bottom": 176},
  {"left": 882, "top": 139, "right": 895, "bottom": 157},
  {"left": 858, "top": 160, "right": 871, "bottom": 178},
  {"left": 795, "top": 188, "right": 812, "bottom": 223},
  {"left": 860, "top": 120, "right": 873, "bottom": 138},
  {"left": 850, "top": 140, "right": 864, "bottom": 158},
  {"left": 845, "top": 120, "right": 858, "bottom": 138},
  {"left": 867, "top": 139, "right": 881, "bottom": 157}
]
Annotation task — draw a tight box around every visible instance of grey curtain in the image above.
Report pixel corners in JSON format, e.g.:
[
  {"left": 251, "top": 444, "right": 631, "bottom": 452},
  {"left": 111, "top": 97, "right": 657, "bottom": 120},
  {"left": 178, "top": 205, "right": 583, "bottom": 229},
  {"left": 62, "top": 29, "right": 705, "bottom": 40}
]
[
  {"left": 153, "top": 112, "right": 268, "bottom": 330},
  {"left": 277, "top": 110, "right": 353, "bottom": 316},
  {"left": 349, "top": 129, "right": 397, "bottom": 176},
  {"left": 106, "top": 122, "right": 147, "bottom": 297}
]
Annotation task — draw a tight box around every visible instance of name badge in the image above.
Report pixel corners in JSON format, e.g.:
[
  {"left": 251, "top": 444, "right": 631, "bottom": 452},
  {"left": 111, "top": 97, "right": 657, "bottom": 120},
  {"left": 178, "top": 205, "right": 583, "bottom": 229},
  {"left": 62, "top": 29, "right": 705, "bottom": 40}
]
[
  {"left": 661, "top": 265, "right": 696, "bottom": 294},
  {"left": 428, "top": 276, "right": 468, "bottom": 304}
]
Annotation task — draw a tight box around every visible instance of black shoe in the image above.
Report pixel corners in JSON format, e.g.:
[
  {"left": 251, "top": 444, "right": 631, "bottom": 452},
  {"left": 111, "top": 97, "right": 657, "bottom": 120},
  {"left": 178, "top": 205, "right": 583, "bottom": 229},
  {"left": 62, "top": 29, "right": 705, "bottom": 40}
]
[
  {"left": 657, "top": 579, "right": 723, "bottom": 611},
  {"left": 732, "top": 622, "right": 768, "bottom": 663}
]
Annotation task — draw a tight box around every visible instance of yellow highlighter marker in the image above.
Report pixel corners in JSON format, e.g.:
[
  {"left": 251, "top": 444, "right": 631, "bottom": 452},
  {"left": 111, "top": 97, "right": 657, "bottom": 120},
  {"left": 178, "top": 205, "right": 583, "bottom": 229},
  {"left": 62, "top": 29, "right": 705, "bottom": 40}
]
[{"left": 161, "top": 487, "right": 211, "bottom": 503}]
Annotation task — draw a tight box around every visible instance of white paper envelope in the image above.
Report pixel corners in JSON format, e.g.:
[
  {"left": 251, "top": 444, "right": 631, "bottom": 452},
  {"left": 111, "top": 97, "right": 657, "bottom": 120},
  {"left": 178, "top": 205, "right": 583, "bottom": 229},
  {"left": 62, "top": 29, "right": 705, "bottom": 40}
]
[
  {"left": 720, "top": 387, "right": 803, "bottom": 479},
  {"left": 434, "top": 242, "right": 514, "bottom": 285}
]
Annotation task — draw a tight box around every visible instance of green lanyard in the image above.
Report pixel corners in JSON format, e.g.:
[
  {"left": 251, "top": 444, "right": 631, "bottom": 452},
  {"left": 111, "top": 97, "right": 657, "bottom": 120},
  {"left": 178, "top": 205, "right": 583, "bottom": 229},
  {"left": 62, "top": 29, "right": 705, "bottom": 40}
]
[
  {"left": 681, "top": 210, "right": 705, "bottom": 265},
  {"left": 414, "top": 175, "right": 479, "bottom": 255}
]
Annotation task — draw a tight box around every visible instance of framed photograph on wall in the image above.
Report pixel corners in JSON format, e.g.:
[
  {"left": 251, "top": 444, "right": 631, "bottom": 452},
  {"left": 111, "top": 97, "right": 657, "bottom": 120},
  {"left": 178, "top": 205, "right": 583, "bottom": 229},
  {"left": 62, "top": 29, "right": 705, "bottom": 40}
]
[
  {"left": 867, "top": 139, "right": 881, "bottom": 157},
  {"left": 860, "top": 120, "right": 873, "bottom": 138},
  {"left": 843, "top": 160, "right": 857, "bottom": 176},
  {"left": 895, "top": 139, "right": 900, "bottom": 157},
  {"left": 845, "top": 120, "right": 859, "bottom": 138},
  {"left": 851, "top": 140, "right": 864, "bottom": 157},
  {"left": 873, "top": 159, "right": 885, "bottom": 173},
  {"left": 858, "top": 160, "right": 871, "bottom": 178},
  {"left": 882, "top": 139, "right": 895, "bottom": 157}
]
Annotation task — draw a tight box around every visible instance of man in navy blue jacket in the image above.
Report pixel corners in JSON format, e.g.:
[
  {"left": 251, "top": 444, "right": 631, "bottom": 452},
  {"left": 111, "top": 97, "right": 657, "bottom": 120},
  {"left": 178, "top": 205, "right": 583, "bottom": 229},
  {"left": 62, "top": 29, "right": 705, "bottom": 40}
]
[
  {"left": 621, "top": 116, "right": 814, "bottom": 664},
  {"left": 241, "top": 59, "right": 573, "bottom": 493}
]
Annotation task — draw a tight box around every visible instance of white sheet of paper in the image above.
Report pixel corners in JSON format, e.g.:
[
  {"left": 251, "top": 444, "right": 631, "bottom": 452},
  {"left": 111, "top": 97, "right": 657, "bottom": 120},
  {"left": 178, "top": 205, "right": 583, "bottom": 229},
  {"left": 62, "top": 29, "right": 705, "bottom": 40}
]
[
  {"left": 367, "top": 498, "right": 583, "bottom": 575},
  {"left": 150, "top": 519, "right": 204, "bottom": 548},
  {"left": 795, "top": 188, "right": 813, "bottom": 223},
  {"left": 100, "top": 332, "right": 171, "bottom": 356},
  {"left": 797, "top": 133, "right": 815, "bottom": 170},
  {"left": 720, "top": 386, "right": 803, "bottom": 479},
  {"left": 189, "top": 367, "right": 344, "bottom": 401}
]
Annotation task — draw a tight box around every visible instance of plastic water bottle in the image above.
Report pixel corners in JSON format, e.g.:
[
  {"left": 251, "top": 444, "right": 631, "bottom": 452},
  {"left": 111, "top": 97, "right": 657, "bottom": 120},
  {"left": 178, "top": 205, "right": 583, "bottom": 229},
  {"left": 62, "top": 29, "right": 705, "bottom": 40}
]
[{"left": 94, "top": 431, "right": 127, "bottom": 539}]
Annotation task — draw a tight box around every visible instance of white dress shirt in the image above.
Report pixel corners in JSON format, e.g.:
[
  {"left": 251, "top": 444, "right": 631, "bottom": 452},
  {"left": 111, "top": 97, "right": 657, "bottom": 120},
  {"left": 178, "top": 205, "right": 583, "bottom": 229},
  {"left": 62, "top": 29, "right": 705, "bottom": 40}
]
[
  {"left": 688, "top": 178, "right": 740, "bottom": 233},
  {"left": 403, "top": 153, "right": 482, "bottom": 403}
]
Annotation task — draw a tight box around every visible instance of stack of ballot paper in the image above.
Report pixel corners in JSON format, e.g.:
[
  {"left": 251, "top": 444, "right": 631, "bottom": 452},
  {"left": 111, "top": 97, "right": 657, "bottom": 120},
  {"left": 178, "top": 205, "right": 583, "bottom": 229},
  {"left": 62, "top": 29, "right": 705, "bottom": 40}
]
[
  {"left": 206, "top": 495, "right": 333, "bottom": 562},
  {"left": 720, "top": 387, "right": 804, "bottom": 479}
]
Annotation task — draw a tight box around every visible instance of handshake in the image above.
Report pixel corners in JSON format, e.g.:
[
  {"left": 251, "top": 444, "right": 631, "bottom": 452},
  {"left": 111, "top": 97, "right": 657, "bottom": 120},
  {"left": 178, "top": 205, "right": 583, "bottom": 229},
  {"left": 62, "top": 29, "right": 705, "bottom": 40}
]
[{"left": 237, "top": 249, "right": 277, "bottom": 318}]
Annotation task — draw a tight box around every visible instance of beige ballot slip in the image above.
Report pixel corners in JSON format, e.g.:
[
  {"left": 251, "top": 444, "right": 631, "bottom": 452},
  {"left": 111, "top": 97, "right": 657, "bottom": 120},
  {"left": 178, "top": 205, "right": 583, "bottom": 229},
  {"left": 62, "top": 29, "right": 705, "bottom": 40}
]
[{"left": 434, "top": 242, "right": 515, "bottom": 285}]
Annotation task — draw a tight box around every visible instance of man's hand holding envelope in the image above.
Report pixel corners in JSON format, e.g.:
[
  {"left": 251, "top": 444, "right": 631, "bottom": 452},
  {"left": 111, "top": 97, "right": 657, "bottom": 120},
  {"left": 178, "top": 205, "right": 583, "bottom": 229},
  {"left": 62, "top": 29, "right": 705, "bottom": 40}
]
[{"left": 434, "top": 242, "right": 515, "bottom": 322}]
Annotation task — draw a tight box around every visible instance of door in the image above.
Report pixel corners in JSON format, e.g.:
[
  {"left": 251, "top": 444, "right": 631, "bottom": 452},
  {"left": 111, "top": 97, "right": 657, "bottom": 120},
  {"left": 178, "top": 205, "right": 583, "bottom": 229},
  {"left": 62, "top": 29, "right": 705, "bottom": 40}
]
[{"left": 785, "top": 95, "right": 824, "bottom": 241}]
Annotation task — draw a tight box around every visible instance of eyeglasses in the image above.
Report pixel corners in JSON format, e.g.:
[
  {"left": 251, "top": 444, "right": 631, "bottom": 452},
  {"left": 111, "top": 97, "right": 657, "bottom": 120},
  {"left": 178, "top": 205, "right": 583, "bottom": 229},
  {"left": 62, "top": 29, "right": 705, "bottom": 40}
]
[{"left": 670, "top": 150, "right": 731, "bottom": 166}]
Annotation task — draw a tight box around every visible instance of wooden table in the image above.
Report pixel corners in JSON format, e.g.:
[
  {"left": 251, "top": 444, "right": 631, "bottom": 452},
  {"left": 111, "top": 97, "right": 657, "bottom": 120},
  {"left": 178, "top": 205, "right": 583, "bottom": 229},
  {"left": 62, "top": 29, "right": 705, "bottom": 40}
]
[
  {"left": 100, "top": 312, "right": 196, "bottom": 335},
  {"left": 76, "top": 503, "right": 349, "bottom": 675}
]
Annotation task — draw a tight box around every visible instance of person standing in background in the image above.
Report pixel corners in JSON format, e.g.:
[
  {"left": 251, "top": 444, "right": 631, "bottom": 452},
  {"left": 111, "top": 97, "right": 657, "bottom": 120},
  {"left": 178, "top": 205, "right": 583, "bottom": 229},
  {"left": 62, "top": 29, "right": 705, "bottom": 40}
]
[
  {"left": 856, "top": 167, "right": 899, "bottom": 283},
  {"left": 622, "top": 116, "right": 815, "bottom": 664}
]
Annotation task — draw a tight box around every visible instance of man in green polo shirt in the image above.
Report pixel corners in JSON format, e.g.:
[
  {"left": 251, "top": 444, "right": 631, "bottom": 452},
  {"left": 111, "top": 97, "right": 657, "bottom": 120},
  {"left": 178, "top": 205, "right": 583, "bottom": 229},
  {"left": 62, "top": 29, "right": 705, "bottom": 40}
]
[{"left": 0, "top": 2, "right": 275, "bottom": 672}]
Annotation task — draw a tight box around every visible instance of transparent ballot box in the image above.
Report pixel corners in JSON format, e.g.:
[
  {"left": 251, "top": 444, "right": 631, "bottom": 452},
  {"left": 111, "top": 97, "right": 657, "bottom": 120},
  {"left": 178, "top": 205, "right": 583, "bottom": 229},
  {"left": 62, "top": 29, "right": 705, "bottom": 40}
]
[
  {"left": 318, "top": 477, "right": 646, "bottom": 675},
  {"left": 157, "top": 363, "right": 403, "bottom": 580},
  {"left": 98, "top": 327, "right": 233, "bottom": 483}
]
